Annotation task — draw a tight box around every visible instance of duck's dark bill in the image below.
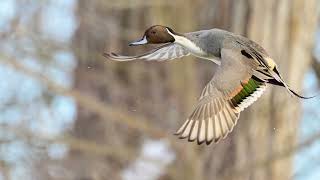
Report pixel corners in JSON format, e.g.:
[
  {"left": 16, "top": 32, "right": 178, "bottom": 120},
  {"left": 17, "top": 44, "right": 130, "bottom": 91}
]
[{"left": 129, "top": 36, "right": 148, "bottom": 46}]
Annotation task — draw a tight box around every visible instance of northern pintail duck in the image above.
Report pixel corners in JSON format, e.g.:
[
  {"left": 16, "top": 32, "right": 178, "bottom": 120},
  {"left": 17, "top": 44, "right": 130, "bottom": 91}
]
[{"left": 104, "top": 25, "right": 312, "bottom": 145}]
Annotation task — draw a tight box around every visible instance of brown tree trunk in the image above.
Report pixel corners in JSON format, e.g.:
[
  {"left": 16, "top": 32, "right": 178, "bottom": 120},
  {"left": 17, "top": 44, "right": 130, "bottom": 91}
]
[{"left": 65, "top": 0, "right": 319, "bottom": 179}]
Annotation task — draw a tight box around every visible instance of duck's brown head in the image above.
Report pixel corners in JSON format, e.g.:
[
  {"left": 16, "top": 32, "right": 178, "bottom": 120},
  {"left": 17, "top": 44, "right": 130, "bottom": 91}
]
[{"left": 129, "top": 25, "right": 179, "bottom": 46}]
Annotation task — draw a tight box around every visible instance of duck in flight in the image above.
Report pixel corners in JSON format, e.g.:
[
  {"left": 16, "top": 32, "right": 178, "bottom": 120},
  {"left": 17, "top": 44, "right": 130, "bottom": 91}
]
[{"left": 103, "top": 25, "right": 313, "bottom": 145}]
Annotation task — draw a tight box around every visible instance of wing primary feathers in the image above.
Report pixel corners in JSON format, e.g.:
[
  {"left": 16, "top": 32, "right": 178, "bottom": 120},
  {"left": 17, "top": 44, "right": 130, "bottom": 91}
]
[{"left": 103, "top": 43, "right": 190, "bottom": 61}]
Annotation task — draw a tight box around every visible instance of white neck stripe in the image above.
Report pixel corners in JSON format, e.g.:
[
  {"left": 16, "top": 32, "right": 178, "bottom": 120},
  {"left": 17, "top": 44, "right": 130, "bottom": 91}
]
[
  {"left": 166, "top": 28, "right": 221, "bottom": 65},
  {"left": 166, "top": 28, "right": 204, "bottom": 54}
]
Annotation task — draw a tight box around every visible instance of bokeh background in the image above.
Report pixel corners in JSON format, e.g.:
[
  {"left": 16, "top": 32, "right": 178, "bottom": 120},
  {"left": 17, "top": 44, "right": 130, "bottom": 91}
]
[{"left": 0, "top": 0, "right": 320, "bottom": 180}]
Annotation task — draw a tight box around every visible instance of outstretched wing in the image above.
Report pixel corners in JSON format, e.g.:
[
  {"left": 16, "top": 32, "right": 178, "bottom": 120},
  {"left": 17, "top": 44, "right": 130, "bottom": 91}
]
[
  {"left": 103, "top": 43, "right": 190, "bottom": 61},
  {"left": 175, "top": 48, "right": 267, "bottom": 145}
]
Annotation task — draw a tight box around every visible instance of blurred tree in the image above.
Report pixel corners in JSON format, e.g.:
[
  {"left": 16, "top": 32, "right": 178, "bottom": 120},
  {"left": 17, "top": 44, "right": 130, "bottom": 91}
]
[{"left": 65, "top": 0, "right": 319, "bottom": 180}]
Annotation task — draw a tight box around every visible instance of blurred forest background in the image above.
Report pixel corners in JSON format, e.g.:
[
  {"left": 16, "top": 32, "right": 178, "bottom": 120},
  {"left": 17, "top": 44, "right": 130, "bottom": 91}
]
[{"left": 0, "top": 0, "right": 320, "bottom": 180}]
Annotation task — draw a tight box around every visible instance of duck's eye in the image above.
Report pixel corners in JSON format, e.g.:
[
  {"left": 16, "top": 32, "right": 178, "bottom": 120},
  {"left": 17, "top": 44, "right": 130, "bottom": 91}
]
[{"left": 151, "top": 31, "right": 156, "bottom": 34}]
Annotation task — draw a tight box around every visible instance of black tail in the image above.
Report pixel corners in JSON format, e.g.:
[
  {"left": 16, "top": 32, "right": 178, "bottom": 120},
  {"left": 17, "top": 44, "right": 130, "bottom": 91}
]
[
  {"left": 266, "top": 79, "right": 316, "bottom": 99},
  {"left": 288, "top": 88, "right": 316, "bottom": 99}
]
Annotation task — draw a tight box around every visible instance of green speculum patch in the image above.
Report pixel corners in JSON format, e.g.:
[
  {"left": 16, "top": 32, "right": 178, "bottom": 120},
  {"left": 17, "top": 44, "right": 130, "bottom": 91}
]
[{"left": 231, "top": 78, "right": 263, "bottom": 106}]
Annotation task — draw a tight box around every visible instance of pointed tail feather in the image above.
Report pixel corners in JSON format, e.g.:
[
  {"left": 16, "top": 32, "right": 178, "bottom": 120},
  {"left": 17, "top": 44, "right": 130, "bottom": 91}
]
[
  {"left": 267, "top": 72, "right": 317, "bottom": 99},
  {"left": 266, "top": 69, "right": 316, "bottom": 99},
  {"left": 269, "top": 68, "right": 294, "bottom": 95},
  {"left": 288, "top": 88, "right": 316, "bottom": 99}
]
